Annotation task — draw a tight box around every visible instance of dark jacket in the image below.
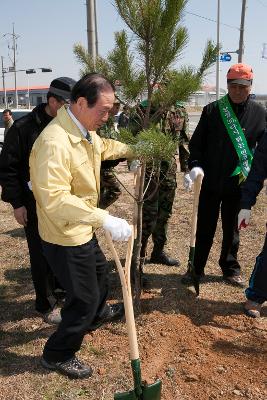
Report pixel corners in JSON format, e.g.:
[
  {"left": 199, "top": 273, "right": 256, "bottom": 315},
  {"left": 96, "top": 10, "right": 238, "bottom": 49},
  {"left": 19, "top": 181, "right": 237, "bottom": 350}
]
[
  {"left": 240, "top": 130, "right": 267, "bottom": 209},
  {"left": 189, "top": 95, "right": 267, "bottom": 192},
  {"left": 0, "top": 103, "right": 53, "bottom": 209}
]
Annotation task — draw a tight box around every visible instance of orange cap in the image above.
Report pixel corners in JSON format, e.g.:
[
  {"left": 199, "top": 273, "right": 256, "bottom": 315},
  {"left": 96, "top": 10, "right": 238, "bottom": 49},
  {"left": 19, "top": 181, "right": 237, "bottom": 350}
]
[{"left": 227, "top": 63, "right": 253, "bottom": 86}]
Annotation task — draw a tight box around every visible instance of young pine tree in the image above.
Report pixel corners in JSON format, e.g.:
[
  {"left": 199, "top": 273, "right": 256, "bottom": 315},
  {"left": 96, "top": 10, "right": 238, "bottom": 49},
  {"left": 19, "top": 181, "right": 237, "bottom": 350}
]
[{"left": 74, "top": 0, "right": 218, "bottom": 305}]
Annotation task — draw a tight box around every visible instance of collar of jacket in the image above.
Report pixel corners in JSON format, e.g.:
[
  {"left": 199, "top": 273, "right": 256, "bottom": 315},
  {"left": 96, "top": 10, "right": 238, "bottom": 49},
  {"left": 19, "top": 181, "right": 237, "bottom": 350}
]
[
  {"left": 56, "top": 105, "right": 95, "bottom": 144},
  {"left": 227, "top": 94, "right": 250, "bottom": 115},
  {"left": 31, "top": 103, "right": 52, "bottom": 126}
]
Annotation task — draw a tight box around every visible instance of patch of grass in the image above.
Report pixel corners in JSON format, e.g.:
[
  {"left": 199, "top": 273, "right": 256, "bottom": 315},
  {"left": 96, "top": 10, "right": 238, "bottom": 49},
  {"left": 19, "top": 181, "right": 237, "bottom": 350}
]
[
  {"left": 85, "top": 343, "right": 107, "bottom": 357},
  {"left": 1, "top": 173, "right": 267, "bottom": 400},
  {"left": 43, "top": 386, "right": 92, "bottom": 400}
]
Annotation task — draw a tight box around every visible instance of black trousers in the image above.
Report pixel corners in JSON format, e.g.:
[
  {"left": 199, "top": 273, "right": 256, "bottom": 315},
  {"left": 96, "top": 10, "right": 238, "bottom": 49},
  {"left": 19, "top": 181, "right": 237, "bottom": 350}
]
[
  {"left": 42, "top": 236, "right": 109, "bottom": 363},
  {"left": 245, "top": 228, "right": 267, "bottom": 303},
  {"left": 194, "top": 183, "right": 241, "bottom": 277},
  {"left": 24, "top": 196, "right": 56, "bottom": 312}
]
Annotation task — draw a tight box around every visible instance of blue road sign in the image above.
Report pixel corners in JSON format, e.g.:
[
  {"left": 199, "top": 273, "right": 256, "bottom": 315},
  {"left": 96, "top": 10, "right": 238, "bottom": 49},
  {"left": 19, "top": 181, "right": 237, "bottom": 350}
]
[{"left": 220, "top": 53, "right": 232, "bottom": 62}]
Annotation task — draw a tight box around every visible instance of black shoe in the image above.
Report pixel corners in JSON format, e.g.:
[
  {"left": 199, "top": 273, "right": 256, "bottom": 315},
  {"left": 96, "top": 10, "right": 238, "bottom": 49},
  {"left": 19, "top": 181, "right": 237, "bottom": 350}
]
[
  {"left": 244, "top": 300, "right": 262, "bottom": 318},
  {"left": 223, "top": 274, "right": 245, "bottom": 288},
  {"left": 181, "top": 270, "right": 205, "bottom": 285},
  {"left": 40, "top": 356, "right": 92, "bottom": 379},
  {"left": 88, "top": 303, "right": 124, "bottom": 331},
  {"left": 150, "top": 251, "right": 180, "bottom": 266}
]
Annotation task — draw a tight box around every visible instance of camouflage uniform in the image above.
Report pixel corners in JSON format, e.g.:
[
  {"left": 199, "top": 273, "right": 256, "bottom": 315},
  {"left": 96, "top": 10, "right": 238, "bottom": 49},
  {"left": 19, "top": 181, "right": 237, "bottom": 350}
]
[
  {"left": 141, "top": 105, "right": 190, "bottom": 261},
  {"left": 97, "top": 116, "right": 122, "bottom": 209}
]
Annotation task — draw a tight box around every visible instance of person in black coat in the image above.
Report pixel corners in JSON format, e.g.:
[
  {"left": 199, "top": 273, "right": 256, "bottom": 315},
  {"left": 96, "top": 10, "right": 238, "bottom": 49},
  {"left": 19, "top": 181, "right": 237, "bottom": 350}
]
[
  {"left": 238, "top": 131, "right": 267, "bottom": 317},
  {"left": 0, "top": 77, "right": 76, "bottom": 323},
  {"left": 182, "top": 63, "right": 267, "bottom": 287}
]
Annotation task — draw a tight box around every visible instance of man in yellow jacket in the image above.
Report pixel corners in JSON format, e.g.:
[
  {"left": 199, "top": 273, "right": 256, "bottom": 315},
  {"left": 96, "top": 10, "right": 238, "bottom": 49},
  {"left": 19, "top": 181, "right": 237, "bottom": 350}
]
[{"left": 30, "top": 73, "right": 133, "bottom": 379}]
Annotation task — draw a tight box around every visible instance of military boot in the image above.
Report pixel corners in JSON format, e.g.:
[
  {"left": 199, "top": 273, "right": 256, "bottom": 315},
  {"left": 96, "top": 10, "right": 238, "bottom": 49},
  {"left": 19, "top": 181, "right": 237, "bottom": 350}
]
[{"left": 150, "top": 249, "right": 180, "bottom": 266}]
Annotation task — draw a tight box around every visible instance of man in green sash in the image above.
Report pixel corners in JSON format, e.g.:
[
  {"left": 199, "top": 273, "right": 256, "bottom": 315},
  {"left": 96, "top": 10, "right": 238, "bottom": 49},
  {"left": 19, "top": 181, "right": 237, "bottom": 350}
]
[{"left": 182, "top": 63, "right": 267, "bottom": 287}]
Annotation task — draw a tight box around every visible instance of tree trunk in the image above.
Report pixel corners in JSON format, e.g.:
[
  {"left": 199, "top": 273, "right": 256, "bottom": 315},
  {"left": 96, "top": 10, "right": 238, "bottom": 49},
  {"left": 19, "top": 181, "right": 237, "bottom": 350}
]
[{"left": 131, "top": 163, "right": 146, "bottom": 311}]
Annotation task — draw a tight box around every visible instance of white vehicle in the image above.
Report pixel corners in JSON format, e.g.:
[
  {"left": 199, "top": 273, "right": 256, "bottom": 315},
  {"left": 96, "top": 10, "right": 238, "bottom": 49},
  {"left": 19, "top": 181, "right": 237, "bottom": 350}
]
[{"left": 0, "top": 109, "right": 31, "bottom": 151}]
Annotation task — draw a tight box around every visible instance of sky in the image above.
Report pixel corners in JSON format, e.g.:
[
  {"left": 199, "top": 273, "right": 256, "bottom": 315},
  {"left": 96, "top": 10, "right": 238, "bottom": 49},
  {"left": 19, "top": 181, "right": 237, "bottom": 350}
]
[{"left": 1, "top": 0, "right": 267, "bottom": 94}]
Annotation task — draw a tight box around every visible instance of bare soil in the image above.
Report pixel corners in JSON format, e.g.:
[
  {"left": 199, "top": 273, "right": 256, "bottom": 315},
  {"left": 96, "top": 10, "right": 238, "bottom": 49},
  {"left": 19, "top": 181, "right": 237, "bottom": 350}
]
[{"left": 0, "top": 165, "right": 266, "bottom": 400}]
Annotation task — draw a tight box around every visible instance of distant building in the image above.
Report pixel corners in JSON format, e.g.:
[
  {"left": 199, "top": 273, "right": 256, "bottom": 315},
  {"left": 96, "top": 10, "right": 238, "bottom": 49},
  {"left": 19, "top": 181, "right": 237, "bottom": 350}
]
[
  {"left": 188, "top": 85, "right": 226, "bottom": 107},
  {"left": 0, "top": 86, "right": 49, "bottom": 109},
  {"left": 188, "top": 85, "right": 267, "bottom": 108},
  {"left": 1, "top": 84, "right": 267, "bottom": 110}
]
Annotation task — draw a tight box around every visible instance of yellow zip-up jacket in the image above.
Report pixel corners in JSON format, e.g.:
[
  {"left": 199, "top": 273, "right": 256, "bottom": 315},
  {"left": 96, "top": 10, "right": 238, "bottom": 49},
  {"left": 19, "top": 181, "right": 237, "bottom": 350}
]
[{"left": 29, "top": 106, "right": 132, "bottom": 246}]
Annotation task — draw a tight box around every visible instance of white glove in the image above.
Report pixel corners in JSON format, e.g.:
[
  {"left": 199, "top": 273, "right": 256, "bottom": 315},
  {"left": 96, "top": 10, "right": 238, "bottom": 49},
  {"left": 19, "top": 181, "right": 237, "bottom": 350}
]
[
  {"left": 238, "top": 209, "right": 251, "bottom": 230},
  {"left": 189, "top": 167, "right": 204, "bottom": 182},
  {"left": 129, "top": 160, "right": 141, "bottom": 172},
  {"left": 183, "top": 173, "right": 193, "bottom": 191},
  {"left": 103, "top": 215, "right": 131, "bottom": 241}
]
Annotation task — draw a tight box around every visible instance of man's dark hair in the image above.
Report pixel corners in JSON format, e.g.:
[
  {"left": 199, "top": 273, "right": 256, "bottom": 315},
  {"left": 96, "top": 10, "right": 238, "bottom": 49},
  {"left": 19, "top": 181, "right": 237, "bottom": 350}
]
[
  {"left": 3, "top": 109, "right": 12, "bottom": 116},
  {"left": 70, "top": 73, "right": 115, "bottom": 107}
]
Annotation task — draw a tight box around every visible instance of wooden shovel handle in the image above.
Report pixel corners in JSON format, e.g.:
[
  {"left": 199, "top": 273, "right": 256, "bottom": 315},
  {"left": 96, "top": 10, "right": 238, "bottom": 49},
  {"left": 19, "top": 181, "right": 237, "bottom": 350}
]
[
  {"left": 105, "top": 228, "right": 139, "bottom": 360},
  {"left": 190, "top": 174, "right": 203, "bottom": 248}
]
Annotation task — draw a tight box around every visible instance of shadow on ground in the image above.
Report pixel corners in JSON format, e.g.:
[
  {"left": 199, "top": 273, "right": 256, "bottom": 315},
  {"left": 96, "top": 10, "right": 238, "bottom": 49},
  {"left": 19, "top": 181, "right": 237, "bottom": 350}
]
[
  {"left": 1, "top": 258, "right": 266, "bottom": 378},
  {"left": 2, "top": 227, "right": 26, "bottom": 238},
  {"left": 109, "top": 266, "right": 267, "bottom": 326}
]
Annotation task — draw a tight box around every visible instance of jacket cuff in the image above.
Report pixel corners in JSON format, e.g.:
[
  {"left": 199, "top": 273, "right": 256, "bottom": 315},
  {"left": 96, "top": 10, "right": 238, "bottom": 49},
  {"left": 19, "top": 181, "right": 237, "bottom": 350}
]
[
  {"left": 10, "top": 199, "right": 24, "bottom": 209},
  {"left": 82, "top": 208, "right": 109, "bottom": 229},
  {"left": 188, "top": 160, "right": 202, "bottom": 170},
  {"left": 240, "top": 202, "right": 252, "bottom": 210}
]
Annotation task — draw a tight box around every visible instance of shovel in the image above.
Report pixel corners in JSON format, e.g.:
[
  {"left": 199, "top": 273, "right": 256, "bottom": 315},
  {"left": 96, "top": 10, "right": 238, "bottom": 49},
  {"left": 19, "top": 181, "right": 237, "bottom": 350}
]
[
  {"left": 188, "top": 174, "right": 203, "bottom": 296},
  {"left": 105, "top": 227, "right": 162, "bottom": 400}
]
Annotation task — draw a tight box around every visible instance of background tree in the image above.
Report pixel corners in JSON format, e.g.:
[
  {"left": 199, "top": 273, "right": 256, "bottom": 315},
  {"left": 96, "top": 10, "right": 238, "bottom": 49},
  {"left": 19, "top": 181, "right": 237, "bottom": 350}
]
[{"left": 74, "top": 0, "right": 218, "bottom": 306}]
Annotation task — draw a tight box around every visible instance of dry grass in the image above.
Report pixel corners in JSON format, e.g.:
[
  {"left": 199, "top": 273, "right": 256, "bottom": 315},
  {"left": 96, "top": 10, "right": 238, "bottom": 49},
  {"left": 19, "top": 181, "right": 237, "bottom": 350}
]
[{"left": 0, "top": 167, "right": 266, "bottom": 400}]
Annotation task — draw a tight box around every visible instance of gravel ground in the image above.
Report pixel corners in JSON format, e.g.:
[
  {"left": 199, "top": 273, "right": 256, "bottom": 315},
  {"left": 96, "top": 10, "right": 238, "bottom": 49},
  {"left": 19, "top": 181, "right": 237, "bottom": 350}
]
[{"left": 0, "top": 166, "right": 266, "bottom": 400}]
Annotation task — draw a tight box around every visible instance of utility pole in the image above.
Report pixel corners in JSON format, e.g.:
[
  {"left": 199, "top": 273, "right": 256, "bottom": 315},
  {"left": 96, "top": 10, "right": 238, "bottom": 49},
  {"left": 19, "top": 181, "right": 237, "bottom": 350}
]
[
  {"left": 3, "top": 23, "right": 19, "bottom": 108},
  {"left": 216, "top": 0, "right": 220, "bottom": 100},
  {"left": 1, "top": 56, "right": 7, "bottom": 108},
  {"left": 86, "top": 0, "right": 97, "bottom": 67},
  {"left": 12, "top": 23, "right": 18, "bottom": 108},
  {"left": 238, "top": 0, "right": 247, "bottom": 63},
  {"left": 94, "top": 0, "right": 98, "bottom": 56}
]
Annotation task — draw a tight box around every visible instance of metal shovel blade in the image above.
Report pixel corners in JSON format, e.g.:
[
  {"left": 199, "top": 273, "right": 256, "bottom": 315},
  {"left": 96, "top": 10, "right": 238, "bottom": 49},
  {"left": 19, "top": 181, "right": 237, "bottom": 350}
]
[
  {"left": 114, "top": 380, "right": 162, "bottom": 400},
  {"left": 114, "top": 390, "right": 137, "bottom": 400},
  {"left": 188, "top": 260, "right": 200, "bottom": 296},
  {"left": 188, "top": 247, "right": 200, "bottom": 296}
]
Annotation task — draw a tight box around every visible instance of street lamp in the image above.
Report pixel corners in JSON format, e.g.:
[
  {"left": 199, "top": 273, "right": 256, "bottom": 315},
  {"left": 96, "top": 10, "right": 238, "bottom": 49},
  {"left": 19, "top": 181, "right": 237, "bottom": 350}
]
[{"left": 25, "top": 67, "right": 52, "bottom": 109}]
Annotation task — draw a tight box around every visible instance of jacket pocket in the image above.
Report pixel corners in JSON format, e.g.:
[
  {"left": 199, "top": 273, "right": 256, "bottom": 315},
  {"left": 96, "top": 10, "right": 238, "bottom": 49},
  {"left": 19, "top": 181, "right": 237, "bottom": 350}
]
[{"left": 71, "top": 157, "right": 97, "bottom": 196}]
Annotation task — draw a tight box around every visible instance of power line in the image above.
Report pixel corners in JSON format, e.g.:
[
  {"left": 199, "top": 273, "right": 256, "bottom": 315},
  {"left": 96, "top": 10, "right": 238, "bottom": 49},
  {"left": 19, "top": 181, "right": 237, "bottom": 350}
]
[{"left": 185, "top": 10, "right": 240, "bottom": 30}]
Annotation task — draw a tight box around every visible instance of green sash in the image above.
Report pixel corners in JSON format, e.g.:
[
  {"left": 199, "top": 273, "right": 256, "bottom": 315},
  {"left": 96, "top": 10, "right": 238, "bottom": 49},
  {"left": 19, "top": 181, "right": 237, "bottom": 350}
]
[{"left": 218, "top": 95, "right": 253, "bottom": 183}]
